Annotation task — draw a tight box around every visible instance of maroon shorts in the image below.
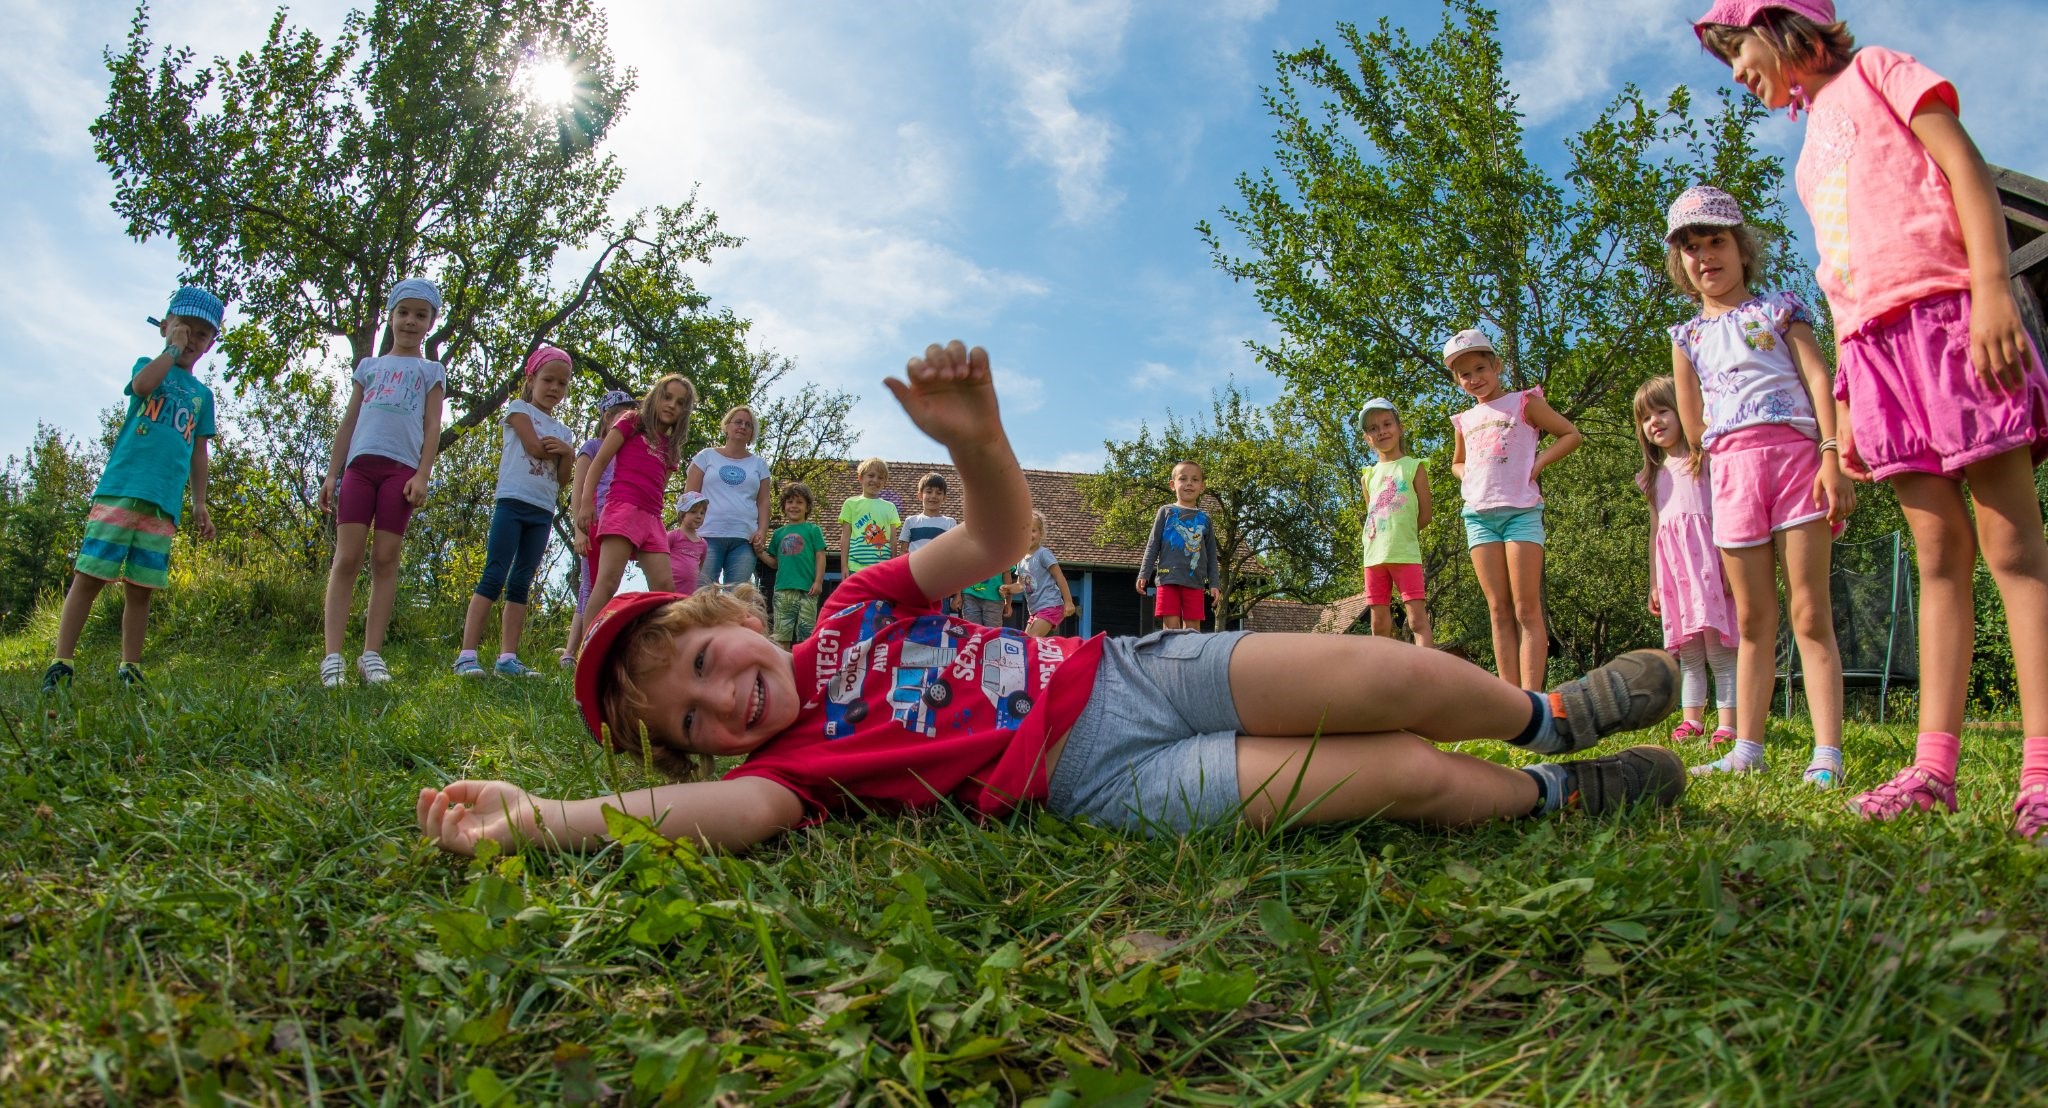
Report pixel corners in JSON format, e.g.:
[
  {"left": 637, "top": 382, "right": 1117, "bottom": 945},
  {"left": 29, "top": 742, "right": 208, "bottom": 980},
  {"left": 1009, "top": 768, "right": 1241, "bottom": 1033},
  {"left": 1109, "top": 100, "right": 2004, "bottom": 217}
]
[
  {"left": 1154, "top": 583, "right": 1206, "bottom": 620},
  {"left": 337, "top": 455, "right": 418, "bottom": 533}
]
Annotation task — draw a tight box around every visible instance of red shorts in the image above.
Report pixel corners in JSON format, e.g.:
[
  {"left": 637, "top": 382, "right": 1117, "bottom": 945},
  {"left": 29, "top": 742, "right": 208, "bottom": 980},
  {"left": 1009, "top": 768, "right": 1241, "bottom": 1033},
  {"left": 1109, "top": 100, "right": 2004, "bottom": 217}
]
[
  {"left": 337, "top": 455, "right": 418, "bottom": 534},
  {"left": 1363, "top": 563, "right": 1425, "bottom": 605},
  {"left": 1153, "top": 583, "right": 1207, "bottom": 620}
]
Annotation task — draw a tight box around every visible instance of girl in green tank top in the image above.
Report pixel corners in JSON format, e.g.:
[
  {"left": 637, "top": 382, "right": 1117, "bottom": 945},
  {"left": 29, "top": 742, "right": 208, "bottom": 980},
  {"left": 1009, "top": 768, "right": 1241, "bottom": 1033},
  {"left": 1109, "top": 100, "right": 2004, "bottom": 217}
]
[{"left": 1359, "top": 399, "right": 1432, "bottom": 647}]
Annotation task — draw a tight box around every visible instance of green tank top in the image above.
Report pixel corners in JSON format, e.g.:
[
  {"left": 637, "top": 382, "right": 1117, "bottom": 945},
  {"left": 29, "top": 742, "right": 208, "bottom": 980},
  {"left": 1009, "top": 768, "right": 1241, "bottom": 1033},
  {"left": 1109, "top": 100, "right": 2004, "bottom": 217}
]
[{"left": 1361, "top": 455, "right": 1425, "bottom": 566}]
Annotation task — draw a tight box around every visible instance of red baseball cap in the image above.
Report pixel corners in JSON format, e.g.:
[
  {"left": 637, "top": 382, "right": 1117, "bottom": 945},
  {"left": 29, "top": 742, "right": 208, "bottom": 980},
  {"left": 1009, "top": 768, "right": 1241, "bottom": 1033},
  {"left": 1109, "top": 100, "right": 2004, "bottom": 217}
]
[{"left": 574, "top": 590, "right": 689, "bottom": 744}]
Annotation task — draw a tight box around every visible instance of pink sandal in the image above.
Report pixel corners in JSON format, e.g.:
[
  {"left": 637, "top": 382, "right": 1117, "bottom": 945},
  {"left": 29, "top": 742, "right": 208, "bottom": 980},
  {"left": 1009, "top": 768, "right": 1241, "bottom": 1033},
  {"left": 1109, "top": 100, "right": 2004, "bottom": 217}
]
[
  {"left": 1670, "top": 720, "right": 1705, "bottom": 743},
  {"left": 2013, "top": 784, "right": 2048, "bottom": 841},
  {"left": 1708, "top": 726, "right": 1735, "bottom": 745},
  {"left": 1850, "top": 765, "right": 1957, "bottom": 821}
]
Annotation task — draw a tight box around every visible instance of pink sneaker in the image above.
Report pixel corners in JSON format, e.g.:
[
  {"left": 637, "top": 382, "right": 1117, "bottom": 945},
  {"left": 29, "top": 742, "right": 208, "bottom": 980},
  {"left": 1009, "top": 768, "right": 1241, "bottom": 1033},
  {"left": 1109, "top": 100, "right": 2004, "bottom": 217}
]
[
  {"left": 1850, "top": 765, "right": 1957, "bottom": 821},
  {"left": 1670, "top": 720, "right": 1705, "bottom": 743},
  {"left": 1708, "top": 726, "right": 1735, "bottom": 745},
  {"left": 2012, "top": 784, "right": 2048, "bottom": 841}
]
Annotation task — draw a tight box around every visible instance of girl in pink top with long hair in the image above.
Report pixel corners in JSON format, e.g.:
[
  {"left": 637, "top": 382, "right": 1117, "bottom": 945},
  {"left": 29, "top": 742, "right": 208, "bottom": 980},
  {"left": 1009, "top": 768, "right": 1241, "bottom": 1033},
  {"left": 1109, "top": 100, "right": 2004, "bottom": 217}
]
[
  {"left": 1695, "top": 0, "right": 2048, "bottom": 834},
  {"left": 1446, "top": 329, "right": 1583, "bottom": 691}
]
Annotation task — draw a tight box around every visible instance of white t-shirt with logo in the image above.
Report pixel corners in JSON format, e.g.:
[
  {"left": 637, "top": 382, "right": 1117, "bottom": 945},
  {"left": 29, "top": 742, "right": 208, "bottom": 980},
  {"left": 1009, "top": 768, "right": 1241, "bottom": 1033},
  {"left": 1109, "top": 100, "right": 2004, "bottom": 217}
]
[
  {"left": 689, "top": 447, "right": 772, "bottom": 539},
  {"left": 347, "top": 355, "right": 446, "bottom": 467},
  {"left": 495, "top": 399, "right": 575, "bottom": 509}
]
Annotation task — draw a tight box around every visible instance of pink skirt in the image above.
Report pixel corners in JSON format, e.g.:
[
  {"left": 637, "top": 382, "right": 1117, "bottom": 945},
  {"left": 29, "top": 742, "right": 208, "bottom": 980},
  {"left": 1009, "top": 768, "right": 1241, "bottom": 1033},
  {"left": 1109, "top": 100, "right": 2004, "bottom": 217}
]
[
  {"left": 1836, "top": 290, "right": 2048, "bottom": 481},
  {"left": 1653, "top": 513, "right": 1738, "bottom": 651}
]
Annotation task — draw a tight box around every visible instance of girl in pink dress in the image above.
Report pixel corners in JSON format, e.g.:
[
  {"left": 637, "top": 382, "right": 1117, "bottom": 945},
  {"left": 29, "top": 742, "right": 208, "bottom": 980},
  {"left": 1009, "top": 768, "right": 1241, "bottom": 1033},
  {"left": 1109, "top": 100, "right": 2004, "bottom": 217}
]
[
  {"left": 1634, "top": 376, "right": 1738, "bottom": 745},
  {"left": 1694, "top": 0, "right": 2048, "bottom": 837}
]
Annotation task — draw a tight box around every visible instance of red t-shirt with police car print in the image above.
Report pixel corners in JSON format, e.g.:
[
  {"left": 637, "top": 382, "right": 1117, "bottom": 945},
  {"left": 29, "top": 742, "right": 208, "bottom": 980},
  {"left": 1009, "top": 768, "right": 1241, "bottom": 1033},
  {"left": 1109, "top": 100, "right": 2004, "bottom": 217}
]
[{"left": 724, "top": 557, "right": 1103, "bottom": 822}]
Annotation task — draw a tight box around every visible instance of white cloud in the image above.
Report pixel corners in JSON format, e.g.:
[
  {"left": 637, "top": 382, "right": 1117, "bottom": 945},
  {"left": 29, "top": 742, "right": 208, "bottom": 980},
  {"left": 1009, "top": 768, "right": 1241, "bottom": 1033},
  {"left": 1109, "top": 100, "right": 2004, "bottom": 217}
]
[
  {"left": 974, "top": 0, "right": 1134, "bottom": 223},
  {"left": 1501, "top": 0, "right": 1692, "bottom": 125},
  {"left": 1021, "top": 447, "right": 1108, "bottom": 473}
]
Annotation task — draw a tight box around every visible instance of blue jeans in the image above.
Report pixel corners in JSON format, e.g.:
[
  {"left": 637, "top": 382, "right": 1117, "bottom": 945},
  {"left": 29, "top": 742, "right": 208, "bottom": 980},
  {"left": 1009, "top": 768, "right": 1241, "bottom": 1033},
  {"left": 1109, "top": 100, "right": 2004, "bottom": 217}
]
[
  {"left": 699, "top": 535, "right": 758, "bottom": 588},
  {"left": 475, "top": 498, "right": 555, "bottom": 605}
]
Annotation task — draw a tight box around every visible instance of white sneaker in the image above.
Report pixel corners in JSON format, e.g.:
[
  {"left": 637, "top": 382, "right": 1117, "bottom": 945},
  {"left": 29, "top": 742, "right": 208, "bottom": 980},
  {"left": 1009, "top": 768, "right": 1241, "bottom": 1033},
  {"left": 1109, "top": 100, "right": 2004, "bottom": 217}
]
[
  {"left": 320, "top": 653, "right": 347, "bottom": 689},
  {"left": 357, "top": 651, "right": 392, "bottom": 685}
]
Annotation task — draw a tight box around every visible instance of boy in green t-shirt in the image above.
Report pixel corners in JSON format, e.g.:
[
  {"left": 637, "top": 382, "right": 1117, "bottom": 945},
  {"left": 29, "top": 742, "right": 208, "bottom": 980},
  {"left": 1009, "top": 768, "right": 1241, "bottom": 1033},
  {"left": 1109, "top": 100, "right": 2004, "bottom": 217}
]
[
  {"left": 759, "top": 481, "right": 828, "bottom": 647},
  {"left": 44, "top": 287, "right": 225, "bottom": 694},
  {"left": 837, "top": 457, "right": 901, "bottom": 572}
]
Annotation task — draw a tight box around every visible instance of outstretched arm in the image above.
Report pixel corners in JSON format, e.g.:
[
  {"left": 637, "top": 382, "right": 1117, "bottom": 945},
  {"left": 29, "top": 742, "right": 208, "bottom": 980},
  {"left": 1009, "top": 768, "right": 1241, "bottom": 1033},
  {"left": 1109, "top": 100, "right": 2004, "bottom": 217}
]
[
  {"left": 890, "top": 342, "right": 1034, "bottom": 602},
  {"left": 418, "top": 776, "right": 804, "bottom": 856}
]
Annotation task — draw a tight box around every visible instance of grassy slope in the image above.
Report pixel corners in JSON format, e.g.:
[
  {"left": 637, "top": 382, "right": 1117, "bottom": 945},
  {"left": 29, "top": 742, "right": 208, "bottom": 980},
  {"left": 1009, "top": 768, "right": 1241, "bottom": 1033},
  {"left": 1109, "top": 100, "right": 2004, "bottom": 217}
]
[{"left": 2, "top": 625, "right": 2046, "bottom": 1106}]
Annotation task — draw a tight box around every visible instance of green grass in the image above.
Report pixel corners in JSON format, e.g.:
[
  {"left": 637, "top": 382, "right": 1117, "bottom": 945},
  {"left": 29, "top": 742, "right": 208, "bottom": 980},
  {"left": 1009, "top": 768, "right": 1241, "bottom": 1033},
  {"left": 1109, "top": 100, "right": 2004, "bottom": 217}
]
[{"left": 4, "top": 617, "right": 2047, "bottom": 1105}]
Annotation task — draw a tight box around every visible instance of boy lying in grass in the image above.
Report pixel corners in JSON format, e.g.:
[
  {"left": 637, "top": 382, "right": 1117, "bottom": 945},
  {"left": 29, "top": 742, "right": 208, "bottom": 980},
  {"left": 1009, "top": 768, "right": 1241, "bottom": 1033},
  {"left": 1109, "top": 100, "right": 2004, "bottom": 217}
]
[{"left": 418, "top": 341, "right": 1684, "bottom": 855}]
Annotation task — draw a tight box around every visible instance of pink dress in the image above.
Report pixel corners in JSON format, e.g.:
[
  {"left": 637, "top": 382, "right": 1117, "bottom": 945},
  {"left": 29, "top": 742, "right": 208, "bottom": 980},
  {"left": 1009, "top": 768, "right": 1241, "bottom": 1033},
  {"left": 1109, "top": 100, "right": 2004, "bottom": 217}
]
[
  {"left": 1639, "top": 456, "right": 1738, "bottom": 651},
  {"left": 666, "top": 529, "right": 706, "bottom": 596}
]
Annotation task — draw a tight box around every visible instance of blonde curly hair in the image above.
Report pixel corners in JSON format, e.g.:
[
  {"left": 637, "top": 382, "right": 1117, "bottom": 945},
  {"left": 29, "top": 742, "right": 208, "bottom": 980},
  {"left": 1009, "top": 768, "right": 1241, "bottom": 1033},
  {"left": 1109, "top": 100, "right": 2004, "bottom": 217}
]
[{"left": 597, "top": 583, "right": 767, "bottom": 782}]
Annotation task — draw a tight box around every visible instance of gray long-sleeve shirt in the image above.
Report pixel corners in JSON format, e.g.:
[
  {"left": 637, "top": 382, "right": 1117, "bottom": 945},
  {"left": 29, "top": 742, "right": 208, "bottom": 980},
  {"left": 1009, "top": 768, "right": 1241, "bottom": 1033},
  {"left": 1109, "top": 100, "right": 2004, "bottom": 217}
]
[{"left": 1138, "top": 504, "right": 1219, "bottom": 589}]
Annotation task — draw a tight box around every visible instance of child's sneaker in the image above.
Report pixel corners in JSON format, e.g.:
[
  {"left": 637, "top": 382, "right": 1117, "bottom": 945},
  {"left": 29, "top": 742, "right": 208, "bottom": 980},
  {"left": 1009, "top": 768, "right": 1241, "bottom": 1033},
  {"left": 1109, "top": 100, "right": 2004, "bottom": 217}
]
[
  {"left": 115, "top": 663, "right": 147, "bottom": 689},
  {"left": 453, "top": 655, "right": 486, "bottom": 679},
  {"left": 41, "top": 660, "right": 74, "bottom": 694},
  {"left": 1849, "top": 765, "right": 1956, "bottom": 821},
  {"left": 557, "top": 649, "right": 577, "bottom": 669},
  {"left": 1552, "top": 745, "right": 1686, "bottom": 816},
  {"left": 320, "top": 653, "right": 347, "bottom": 689},
  {"left": 1670, "top": 720, "right": 1705, "bottom": 743},
  {"left": 2011, "top": 785, "right": 2048, "bottom": 842},
  {"left": 357, "top": 651, "right": 392, "bottom": 685},
  {"left": 1708, "top": 726, "right": 1735, "bottom": 745},
  {"left": 494, "top": 656, "right": 540, "bottom": 678},
  {"left": 1549, "top": 650, "right": 1680, "bottom": 753}
]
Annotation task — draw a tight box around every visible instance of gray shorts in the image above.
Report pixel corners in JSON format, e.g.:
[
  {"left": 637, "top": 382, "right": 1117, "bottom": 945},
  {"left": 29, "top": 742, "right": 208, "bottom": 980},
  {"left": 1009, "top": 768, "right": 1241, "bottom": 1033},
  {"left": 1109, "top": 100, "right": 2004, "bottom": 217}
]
[{"left": 1047, "top": 630, "right": 1248, "bottom": 835}]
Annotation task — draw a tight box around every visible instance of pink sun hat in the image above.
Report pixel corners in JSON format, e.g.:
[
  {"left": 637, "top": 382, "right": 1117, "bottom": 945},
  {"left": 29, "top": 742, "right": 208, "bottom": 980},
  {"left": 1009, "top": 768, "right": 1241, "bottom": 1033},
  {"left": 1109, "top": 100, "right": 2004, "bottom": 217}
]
[
  {"left": 1691, "top": 0, "right": 1836, "bottom": 43},
  {"left": 1665, "top": 186, "right": 1746, "bottom": 241}
]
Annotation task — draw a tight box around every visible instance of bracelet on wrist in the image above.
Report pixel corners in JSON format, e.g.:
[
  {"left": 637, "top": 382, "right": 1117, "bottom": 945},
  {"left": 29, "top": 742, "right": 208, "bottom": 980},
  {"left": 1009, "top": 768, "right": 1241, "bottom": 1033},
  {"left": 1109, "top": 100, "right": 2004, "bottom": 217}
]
[
  {"left": 162, "top": 343, "right": 183, "bottom": 358},
  {"left": 1818, "top": 438, "right": 1839, "bottom": 454}
]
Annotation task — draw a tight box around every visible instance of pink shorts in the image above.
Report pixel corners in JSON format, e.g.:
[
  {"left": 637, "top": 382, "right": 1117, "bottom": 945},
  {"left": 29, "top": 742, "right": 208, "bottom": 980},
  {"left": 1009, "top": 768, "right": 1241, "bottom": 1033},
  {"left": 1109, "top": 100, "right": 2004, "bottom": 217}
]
[
  {"left": 595, "top": 499, "right": 668, "bottom": 554},
  {"left": 1031, "top": 605, "right": 1066, "bottom": 626},
  {"left": 1364, "top": 563, "right": 1426, "bottom": 605},
  {"left": 337, "top": 455, "right": 418, "bottom": 533},
  {"left": 1154, "top": 583, "right": 1207, "bottom": 620},
  {"left": 1709, "top": 424, "right": 1829, "bottom": 549},
  {"left": 1835, "top": 290, "right": 2048, "bottom": 482}
]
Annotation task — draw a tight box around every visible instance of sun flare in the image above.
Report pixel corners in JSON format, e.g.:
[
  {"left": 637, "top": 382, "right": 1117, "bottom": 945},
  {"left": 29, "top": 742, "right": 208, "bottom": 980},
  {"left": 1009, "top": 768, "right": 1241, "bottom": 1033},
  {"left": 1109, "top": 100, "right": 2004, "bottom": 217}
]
[{"left": 524, "top": 60, "right": 578, "bottom": 107}]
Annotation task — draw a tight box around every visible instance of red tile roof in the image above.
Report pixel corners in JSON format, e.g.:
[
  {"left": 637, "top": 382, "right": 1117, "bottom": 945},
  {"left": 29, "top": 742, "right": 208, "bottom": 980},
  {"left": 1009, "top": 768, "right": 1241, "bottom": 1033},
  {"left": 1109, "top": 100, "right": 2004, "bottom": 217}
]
[
  {"left": 1242, "top": 591, "right": 1372, "bottom": 635},
  {"left": 792, "top": 461, "right": 1148, "bottom": 569}
]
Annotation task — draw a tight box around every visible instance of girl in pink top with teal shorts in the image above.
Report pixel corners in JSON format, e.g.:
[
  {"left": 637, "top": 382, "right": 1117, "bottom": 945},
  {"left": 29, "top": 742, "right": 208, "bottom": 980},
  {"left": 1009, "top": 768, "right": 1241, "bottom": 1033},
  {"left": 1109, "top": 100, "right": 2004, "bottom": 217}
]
[
  {"left": 1664, "top": 185, "right": 1852, "bottom": 787},
  {"left": 1447, "top": 330, "right": 1583, "bottom": 691},
  {"left": 1696, "top": 1, "right": 2048, "bottom": 836}
]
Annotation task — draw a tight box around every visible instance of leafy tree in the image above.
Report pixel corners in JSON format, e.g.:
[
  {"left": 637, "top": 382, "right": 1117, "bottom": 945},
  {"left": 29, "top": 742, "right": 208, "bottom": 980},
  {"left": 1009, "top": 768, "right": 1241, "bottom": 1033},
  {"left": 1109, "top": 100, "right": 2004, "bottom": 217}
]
[
  {"left": 0, "top": 425, "right": 104, "bottom": 628},
  {"left": 206, "top": 372, "right": 342, "bottom": 572},
  {"left": 1198, "top": 1, "right": 1806, "bottom": 673},
  {"left": 1081, "top": 382, "right": 1334, "bottom": 624},
  {"left": 748, "top": 350, "right": 862, "bottom": 494},
  {"left": 93, "top": 0, "right": 749, "bottom": 453}
]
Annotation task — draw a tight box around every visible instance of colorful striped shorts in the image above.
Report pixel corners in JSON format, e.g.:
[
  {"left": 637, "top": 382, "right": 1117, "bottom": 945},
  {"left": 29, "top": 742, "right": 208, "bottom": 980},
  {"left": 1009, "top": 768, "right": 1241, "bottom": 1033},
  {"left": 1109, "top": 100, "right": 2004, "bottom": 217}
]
[{"left": 75, "top": 496, "right": 176, "bottom": 589}]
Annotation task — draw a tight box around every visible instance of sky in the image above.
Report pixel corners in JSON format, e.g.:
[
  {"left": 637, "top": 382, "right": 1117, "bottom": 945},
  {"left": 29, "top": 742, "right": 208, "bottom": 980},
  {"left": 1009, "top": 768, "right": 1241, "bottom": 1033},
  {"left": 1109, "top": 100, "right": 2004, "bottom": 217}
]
[{"left": 3, "top": 0, "right": 2045, "bottom": 474}]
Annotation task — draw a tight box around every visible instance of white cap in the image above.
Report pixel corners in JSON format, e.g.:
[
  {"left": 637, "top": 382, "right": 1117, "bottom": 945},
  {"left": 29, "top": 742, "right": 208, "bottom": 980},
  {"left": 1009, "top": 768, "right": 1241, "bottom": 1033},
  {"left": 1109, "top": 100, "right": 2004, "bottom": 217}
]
[
  {"left": 675, "top": 491, "right": 709, "bottom": 514},
  {"left": 1442, "top": 328, "right": 1496, "bottom": 368}
]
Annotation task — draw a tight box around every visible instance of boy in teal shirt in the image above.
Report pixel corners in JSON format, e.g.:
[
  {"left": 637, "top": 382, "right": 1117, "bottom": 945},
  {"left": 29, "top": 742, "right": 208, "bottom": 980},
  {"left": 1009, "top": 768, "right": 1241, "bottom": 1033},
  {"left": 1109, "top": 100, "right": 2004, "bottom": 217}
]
[
  {"left": 44, "top": 287, "right": 224, "bottom": 692},
  {"left": 759, "top": 481, "right": 828, "bottom": 647},
  {"left": 837, "top": 457, "right": 901, "bottom": 571}
]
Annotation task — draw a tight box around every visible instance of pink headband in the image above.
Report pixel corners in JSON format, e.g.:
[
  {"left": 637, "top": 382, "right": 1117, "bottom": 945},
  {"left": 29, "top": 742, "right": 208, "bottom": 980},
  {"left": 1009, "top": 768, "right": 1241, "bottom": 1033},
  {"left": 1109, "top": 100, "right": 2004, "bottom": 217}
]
[{"left": 524, "top": 344, "right": 572, "bottom": 377}]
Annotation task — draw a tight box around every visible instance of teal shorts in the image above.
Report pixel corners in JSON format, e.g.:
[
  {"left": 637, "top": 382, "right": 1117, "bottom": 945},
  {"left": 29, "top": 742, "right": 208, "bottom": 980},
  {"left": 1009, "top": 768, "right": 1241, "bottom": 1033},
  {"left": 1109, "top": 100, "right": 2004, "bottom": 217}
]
[{"left": 1462, "top": 505, "right": 1545, "bottom": 548}]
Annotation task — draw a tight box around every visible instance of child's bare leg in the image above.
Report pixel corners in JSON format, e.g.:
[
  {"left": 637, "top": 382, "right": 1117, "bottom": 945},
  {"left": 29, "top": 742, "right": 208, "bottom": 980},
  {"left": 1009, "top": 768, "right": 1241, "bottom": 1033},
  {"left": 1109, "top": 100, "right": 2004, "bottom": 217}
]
[
  {"left": 1780, "top": 522, "right": 1843, "bottom": 749},
  {"left": 1894, "top": 472, "right": 1976, "bottom": 736},
  {"left": 641, "top": 551, "right": 674, "bottom": 593},
  {"left": 1506, "top": 541, "right": 1548, "bottom": 690},
  {"left": 323, "top": 523, "right": 369, "bottom": 655},
  {"left": 585, "top": 538, "right": 631, "bottom": 617},
  {"left": 499, "top": 601, "right": 528, "bottom": 656},
  {"left": 1238, "top": 731, "right": 1536, "bottom": 827},
  {"left": 461, "top": 594, "right": 494, "bottom": 654},
  {"left": 1026, "top": 618, "right": 1053, "bottom": 637},
  {"left": 363, "top": 529, "right": 405, "bottom": 654},
  {"left": 1404, "top": 598, "right": 1433, "bottom": 649},
  {"left": 1368, "top": 605, "right": 1393, "bottom": 639},
  {"left": 1965, "top": 449, "right": 2048, "bottom": 736},
  {"left": 1160, "top": 615, "right": 1184, "bottom": 631},
  {"left": 563, "top": 609, "right": 584, "bottom": 658},
  {"left": 119, "top": 583, "right": 153, "bottom": 664},
  {"left": 54, "top": 572, "right": 110, "bottom": 659},
  {"left": 1722, "top": 545, "right": 1778, "bottom": 745},
  {"left": 1470, "top": 542, "right": 1519, "bottom": 686},
  {"left": 1226, "top": 633, "right": 1531, "bottom": 743}
]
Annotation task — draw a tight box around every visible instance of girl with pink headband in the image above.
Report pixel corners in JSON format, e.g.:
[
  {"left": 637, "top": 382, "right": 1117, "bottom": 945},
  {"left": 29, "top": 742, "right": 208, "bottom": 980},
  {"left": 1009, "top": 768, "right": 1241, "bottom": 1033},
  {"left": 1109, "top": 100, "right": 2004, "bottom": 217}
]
[
  {"left": 1693, "top": 1, "right": 2048, "bottom": 836},
  {"left": 453, "top": 345, "right": 577, "bottom": 678}
]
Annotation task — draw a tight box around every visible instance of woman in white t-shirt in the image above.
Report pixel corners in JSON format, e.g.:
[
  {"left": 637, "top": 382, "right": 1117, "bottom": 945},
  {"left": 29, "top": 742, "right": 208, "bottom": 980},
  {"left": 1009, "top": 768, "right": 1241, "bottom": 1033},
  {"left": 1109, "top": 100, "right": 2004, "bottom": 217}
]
[{"left": 685, "top": 404, "right": 772, "bottom": 588}]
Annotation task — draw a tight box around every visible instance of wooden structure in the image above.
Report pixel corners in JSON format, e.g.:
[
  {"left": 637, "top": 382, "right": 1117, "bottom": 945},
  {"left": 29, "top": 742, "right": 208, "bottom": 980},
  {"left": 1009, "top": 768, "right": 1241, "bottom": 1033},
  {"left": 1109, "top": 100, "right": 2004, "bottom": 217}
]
[{"left": 2000, "top": 164, "right": 2048, "bottom": 353}]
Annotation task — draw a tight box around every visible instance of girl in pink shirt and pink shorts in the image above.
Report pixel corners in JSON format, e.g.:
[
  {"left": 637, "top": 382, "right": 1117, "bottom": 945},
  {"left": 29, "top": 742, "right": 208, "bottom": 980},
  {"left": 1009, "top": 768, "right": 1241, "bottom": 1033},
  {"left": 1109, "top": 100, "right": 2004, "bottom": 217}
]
[
  {"left": 575, "top": 375, "right": 696, "bottom": 621},
  {"left": 1696, "top": 0, "right": 2048, "bottom": 838}
]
